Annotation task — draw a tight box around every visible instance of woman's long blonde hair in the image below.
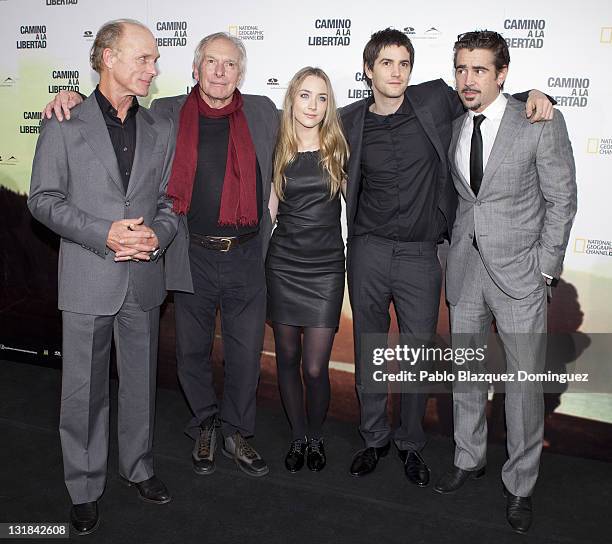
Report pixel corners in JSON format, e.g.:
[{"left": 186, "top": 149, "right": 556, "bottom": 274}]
[{"left": 273, "top": 67, "right": 349, "bottom": 200}]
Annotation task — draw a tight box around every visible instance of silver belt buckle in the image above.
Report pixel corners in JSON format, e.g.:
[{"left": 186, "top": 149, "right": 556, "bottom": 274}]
[{"left": 218, "top": 237, "right": 233, "bottom": 252}]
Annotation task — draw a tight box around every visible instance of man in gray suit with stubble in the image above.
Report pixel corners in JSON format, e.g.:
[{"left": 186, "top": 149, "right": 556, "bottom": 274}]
[
  {"left": 433, "top": 31, "right": 577, "bottom": 534},
  {"left": 28, "top": 19, "right": 178, "bottom": 535}
]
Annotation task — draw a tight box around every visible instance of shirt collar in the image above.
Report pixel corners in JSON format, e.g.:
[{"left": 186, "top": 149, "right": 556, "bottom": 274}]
[
  {"left": 467, "top": 92, "right": 507, "bottom": 122},
  {"left": 94, "top": 85, "right": 139, "bottom": 120}
]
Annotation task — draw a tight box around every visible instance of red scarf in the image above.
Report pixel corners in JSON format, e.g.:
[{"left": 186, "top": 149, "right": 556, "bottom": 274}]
[{"left": 167, "top": 87, "right": 258, "bottom": 226}]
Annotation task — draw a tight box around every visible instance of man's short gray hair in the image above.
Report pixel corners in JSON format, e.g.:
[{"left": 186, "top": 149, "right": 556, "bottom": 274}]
[
  {"left": 90, "top": 19, "right": 150, "bottom": 73},
  {"left": 192, "top": 32, "right": 247, "bottom": 77}
]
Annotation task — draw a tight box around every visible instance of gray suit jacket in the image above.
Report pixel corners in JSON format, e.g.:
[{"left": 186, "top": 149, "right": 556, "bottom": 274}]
[
  {"left": 150, "top": 93, "right": 279, "bottom": 293},
  {"left": 446, "top": 95, "right": 577, "bottom": 304},
  {"left": 28, "top": 93, "right": 178, "bottom": 314}
]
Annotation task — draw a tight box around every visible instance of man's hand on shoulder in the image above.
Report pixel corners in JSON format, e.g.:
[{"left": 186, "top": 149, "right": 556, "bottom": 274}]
[
  {"left": 43, "top": 90, "right": 83, "bottom": 121},
  {"left": 525, "top": 90, "right": 554, "bottom": 124}
]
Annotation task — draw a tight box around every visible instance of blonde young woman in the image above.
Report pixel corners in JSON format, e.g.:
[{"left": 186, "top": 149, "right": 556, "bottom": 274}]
[{"left": 267, "top": 67, "right": 349, "bottom": 472}]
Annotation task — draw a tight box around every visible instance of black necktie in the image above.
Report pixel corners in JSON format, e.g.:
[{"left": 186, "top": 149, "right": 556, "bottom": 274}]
[{"left": 469, "top": 114, "right": 486, "bottom": 196}]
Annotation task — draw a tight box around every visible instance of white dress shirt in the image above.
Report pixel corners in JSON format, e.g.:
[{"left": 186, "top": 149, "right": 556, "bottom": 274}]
[{"left": 455, "top": 92, "right": 507, "bottom": 190}]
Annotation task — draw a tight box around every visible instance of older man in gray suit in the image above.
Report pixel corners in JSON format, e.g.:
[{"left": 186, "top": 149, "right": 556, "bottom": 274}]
[
  {"left": 29, "top": 20, "right": 178, "bottom": 535},
  {"left": 434, "top": 31, "right": 577, "bottom": 534}
]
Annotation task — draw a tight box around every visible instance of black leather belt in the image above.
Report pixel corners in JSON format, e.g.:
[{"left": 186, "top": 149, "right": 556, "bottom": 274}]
[{"left": 190, "top": 231, "right": 258, "bottom": 252}]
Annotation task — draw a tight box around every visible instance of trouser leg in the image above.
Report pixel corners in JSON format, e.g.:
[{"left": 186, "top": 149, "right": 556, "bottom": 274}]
[
  {"left": 348, "top": 236, "right": 393, "bottom": 448},
  {"left": 60, "top": 311, "right": 113, "bottom": 504},
  {"left": 174, "top": 245, "right": 220, "bottom": 440},
  {"left": 114, "top": 286, "right": 160, "bottom": 483}
]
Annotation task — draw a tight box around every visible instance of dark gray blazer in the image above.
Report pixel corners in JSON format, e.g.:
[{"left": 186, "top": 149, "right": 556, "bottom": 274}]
[
  {"left": 446, "top": 96, "right": 577, "bottom": 303},
  {"left": 151, "top": 93, "right": 279, "bottom": 293},
  {"left": 28, "top": 93, "right": 178, "bottom": 314}
]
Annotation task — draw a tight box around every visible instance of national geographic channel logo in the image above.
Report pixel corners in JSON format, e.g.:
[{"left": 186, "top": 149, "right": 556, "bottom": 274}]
[
  {"left": 155, "top": 21, "right": 188, "bottom": 47},
  {"left": 348, "top": 71, "right": 372, "bottom": 100},
  {"left": 402, "top": 25, "right": 442, "bottom": 40},
  {"left": 586, "top": 137, "right": 612, "bottom": 156},
  {"left": 600, "top": 27, "right": 612, "bottom": 43},
  {"left": 48, "top": 68, "right": 80, "bottom": 94},
  {"left": 17, "top": 25, "right": 47, "bottom": 50},
  {"left": 308, "top": 19, "right": 351, "bottom": 46},
  {"left": 229, "top": 24, "right": 264, "bottom": 41},
  {"left": 45, "top": 0, "right": 78, "bottom": 5},
  {"left": 547, "top": 76, "right": 589, "bottom": 108},
  {"left": 574, "top": 238, "right": 612, "bottom": 257},
  {"left": 20, "top": 111, "right": 42, "bottom": 134},
  {"left": 503, "top": 19, "right": 545, "bottom": 48}
]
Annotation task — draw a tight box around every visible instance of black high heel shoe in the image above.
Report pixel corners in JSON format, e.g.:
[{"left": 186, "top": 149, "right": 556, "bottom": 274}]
[
  {"left": 306, "top": 437, "right": 326, "bottom": 472},
  {"left": 285, "top": 438, "right": 307, "bottom": 472}
]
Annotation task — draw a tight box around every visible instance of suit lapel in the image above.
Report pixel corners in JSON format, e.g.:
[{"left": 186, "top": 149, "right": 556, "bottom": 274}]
[
  {"left": 449, "top": 113, "right": 473, "bottom": 200},
  {"left": 480, "top": 96, "right": 523, "bottom": 194},
  {"left": 127, "top": 109, "right": 157, "bottom": 198},
  {"left": 405, "top": 91, "right": 446, "bottom": 165},
  {"left": 77, "top": 95, "right": 124, "bottom": 193}
]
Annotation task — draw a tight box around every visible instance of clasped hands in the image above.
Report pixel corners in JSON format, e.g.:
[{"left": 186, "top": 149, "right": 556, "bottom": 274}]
[{"left": 107, "top": 217, "right": 159, "bottom": 262}]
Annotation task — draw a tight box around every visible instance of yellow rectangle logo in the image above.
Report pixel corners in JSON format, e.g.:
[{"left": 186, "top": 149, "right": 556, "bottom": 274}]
[
  {"left": 587, "top": 138, "right": 599, "bottom": 154},
  {"left": 574, "top": 238, "right": 587, "bottom": 253}
]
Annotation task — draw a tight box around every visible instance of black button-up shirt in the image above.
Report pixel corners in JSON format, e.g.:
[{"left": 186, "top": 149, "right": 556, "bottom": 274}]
[
  {"left": 187, "top": 115, "right": 262, "bottom": 237},
  {"left": 354, "top": 96, "right": 444, "bottom": 242},
  {"left": 94, "top": 86, "right": 138, "bottom": 193}
]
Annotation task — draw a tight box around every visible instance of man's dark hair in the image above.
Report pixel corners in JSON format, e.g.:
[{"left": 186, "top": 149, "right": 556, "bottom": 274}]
[
  {"left": 362, "top": 28, "right": 414, "bottom": 88},
  {"left": 453, "top": 30, "right": 510, "bottom": 89}
]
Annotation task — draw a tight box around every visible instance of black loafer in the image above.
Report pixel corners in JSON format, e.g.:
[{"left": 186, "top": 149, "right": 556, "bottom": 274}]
[
  {"left": 503, "top": 485, "right": 533, "bottom": 534},
  {"left": 123, "top": 475, "right": 172, "bottom": 504},
  {"left": 434, "top": 465, "right": 486, "bottom": 494},
  {"left": 349, "top": 442, "right": 390, "bottom": 477},
  {"left": 306, "top": 438, "right": 326, "bottom": 472},
  {"left": 70, "top": 501, "right": 99, "bottom": 535},
  {"left": 285, "top": 439, "right": 307, "bottom": 473},
  {"left": 398, "top": 450, "right": 430, "bottom": 487}
]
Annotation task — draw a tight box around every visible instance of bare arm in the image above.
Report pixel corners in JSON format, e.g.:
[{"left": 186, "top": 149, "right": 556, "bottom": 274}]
[{"left": 268, "top": 182, "right": 279, "bottom": 225}]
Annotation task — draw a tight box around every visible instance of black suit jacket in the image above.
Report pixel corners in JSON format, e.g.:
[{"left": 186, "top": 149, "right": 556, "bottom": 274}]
[{"left": 340, "top": 79, "right": 464, "bottom": 242}]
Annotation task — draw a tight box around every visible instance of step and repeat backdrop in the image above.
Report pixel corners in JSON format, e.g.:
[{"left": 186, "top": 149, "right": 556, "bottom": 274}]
[{"left": 1, "top": 0, "right": 611, "bottom": 426}]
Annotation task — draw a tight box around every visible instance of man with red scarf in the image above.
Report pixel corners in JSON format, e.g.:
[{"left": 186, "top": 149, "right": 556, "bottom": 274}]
[{"left": 154, "top": 33, "right": 278, "bottom": 477}]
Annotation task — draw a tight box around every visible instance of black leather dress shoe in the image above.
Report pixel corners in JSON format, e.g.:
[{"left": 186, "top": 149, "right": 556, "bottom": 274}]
[
  {"left": 398, "top": 450, "right": 430, "bottom": 487},
  {"left": 123, "top": 475, "right": 172, "bottom": 504},
  {"left": 434, "top": 465, "right": 486, "bottom": 494},
  {"left": 306, "top": 438, "right": 326, "bottom": 472},
  {"left": 285, "top": 439, "right": 307, "bottom": 472},
  {"left": 70, "top": 501, "right": 99, "bottom": 535},
  {"left": 349, "top": 442, "right": 390, "bottom": 477},
  {"left": 503, "top": 485, "right": 533, "bottom": 534}
]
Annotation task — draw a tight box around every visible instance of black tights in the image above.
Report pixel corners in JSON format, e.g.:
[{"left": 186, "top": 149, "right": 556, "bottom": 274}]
[{"left": 272, "top": 323, "right": 335, "bottom": 440}]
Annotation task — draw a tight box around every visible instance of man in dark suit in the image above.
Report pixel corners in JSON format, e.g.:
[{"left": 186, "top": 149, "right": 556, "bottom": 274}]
[
  {"left": 29, "top": 19, "right": 178, "bottom": 535},
  {"left": 341, "top": 28, "right": 553, "bottom": 485},
  {"left": 153, "top": 33, "right": 278, "bottom": 479}
]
